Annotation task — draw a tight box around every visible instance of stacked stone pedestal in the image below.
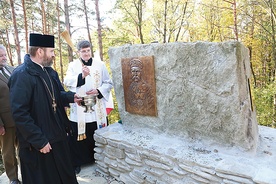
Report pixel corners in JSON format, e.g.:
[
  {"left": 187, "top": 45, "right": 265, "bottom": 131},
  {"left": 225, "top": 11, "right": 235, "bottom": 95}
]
[{"left": 94, "top": 124, "right": 276, "bottom": 184}]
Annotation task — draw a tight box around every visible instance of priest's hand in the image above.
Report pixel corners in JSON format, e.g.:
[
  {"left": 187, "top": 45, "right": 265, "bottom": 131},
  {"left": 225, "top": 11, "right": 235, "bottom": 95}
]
[
  {"left": 74, "top": 94, "right": 83, "bottom": 106},
  {"left": 40, "top": 143, "right": 52, "bottom": 154},
  {"left": 82, "top": 65, "right": 90, "bottom": 78},
  {"left": 0, "top": 125, "right": 5, "bottom": 136},
  {"left": 86, "top": 89, "right": 99, "bottom": 96}
]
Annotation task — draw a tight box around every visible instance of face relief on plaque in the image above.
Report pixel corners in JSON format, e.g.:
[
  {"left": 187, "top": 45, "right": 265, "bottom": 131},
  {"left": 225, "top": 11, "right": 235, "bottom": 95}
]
[{"left": 121, "top": 56, "right": 157, "bottom": 116}]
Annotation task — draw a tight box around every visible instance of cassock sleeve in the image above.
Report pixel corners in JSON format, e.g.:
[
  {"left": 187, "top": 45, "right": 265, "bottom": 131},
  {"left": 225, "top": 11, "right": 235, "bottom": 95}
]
[{"left": 8, "top": 71, "right": 48, "bottom": 150}]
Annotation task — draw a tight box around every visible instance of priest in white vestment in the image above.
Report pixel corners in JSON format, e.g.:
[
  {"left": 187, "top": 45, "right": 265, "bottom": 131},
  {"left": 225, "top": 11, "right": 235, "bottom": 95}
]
[{"left": 64, "top": 40, "right": 113, "bottom": 174}]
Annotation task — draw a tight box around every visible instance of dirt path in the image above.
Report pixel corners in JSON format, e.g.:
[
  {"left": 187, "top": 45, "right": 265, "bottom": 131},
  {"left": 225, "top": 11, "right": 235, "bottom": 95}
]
[{"left": 0, "top": 163, "right": 122, "bottom": 184}]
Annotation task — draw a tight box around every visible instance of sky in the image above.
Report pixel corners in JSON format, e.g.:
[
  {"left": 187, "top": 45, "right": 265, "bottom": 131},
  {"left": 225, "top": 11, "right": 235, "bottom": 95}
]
[{"left": 69, "top": 0, "right": 116, "bottom": 43}]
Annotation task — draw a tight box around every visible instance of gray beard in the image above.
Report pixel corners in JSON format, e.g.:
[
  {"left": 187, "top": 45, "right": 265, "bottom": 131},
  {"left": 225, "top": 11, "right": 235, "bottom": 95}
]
[{"left": 42, "top": 59, "right": 53, "bottom": 67}]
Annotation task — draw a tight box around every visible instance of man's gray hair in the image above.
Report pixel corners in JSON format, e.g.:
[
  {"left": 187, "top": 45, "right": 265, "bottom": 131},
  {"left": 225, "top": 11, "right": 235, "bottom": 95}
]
[{"left": 77, "top": 40, "right": 91, "bottom": 51}]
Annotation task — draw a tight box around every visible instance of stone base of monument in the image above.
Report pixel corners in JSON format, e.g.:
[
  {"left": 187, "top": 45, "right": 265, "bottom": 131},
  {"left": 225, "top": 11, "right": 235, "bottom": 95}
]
[{"left": 94, "top": 123, "right": 276, "bottom": 184}]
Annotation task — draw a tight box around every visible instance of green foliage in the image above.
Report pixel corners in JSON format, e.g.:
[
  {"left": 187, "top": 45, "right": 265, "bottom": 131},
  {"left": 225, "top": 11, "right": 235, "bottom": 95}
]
[
  {"left": 253, "top": 82, "right": 276, "bottom": 128},
  {"left": 190, "top": 0, "right": 235, "bottom": 42},
  {"left": 107, "top": 89, "right": 121, "bottom": 124}
]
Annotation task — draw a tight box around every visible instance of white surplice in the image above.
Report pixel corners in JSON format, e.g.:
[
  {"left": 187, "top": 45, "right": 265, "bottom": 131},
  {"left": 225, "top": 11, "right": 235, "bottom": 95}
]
[{"left": 64, "top": 58, "right": 113, "bottom": 133}]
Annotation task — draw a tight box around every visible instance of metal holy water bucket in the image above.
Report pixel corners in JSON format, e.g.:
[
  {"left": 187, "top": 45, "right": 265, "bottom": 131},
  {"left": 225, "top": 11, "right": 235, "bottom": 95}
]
[{"left": 81, "top": 94, "right": 97, "bottom": 113}]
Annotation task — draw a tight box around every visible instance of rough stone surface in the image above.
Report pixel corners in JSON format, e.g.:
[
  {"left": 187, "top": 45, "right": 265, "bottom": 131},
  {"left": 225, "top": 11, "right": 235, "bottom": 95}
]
[
  {"left": 95, "top": 123, "right": 276, "bottom": 184},
  {"left": 108, "top": 41, "right": 258, "bottom": 150}
]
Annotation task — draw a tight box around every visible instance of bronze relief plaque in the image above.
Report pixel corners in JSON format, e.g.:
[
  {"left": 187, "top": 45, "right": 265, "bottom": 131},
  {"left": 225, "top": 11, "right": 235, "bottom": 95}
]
[{"left": 121, "top": 56, "right": 157, "bottom": 116}]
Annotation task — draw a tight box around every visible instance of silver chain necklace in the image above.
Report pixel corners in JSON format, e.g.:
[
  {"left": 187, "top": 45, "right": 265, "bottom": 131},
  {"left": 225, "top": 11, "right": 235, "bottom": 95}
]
[{"left": 41, "top": 69, "right": 57, "bottom": 113}]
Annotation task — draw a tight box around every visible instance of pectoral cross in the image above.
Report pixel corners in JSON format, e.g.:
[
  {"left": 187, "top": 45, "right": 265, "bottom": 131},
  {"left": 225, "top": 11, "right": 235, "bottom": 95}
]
[{"left": 52, "top": 100, "right": 57, "bottom": 112}]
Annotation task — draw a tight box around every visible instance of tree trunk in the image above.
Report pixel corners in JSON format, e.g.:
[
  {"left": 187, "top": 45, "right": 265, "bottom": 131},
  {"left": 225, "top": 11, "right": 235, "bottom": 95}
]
[
  {"left": 248, "top": 9, "right": 256, "bottom": 87},
  {"left": 223, "top": 0, "right": 238, "bottom": 40},
  {"left": 0, "top": 30, "right": 13, "bottom": 66},
  {"left": 22, "top": 0, "right": 28, "bottom": 52},
  {"left": 137, "top": 0, "right": 144, "bottom": 44},
  {"left": 175, "top": 2, "right": 187, "bottom": 42},
  {"left": 233, "top": 0, "right": 238, "bottom": 41},
  {"left": 269, "top": 0, "right": 276, "bottom": 80},
  {"left": 95, "top": 0, "right": 103, "bottom": 60},
  {"left": 64, "top": 0, "right": 73, "bottom": 62},
  {"left": 83, "top": 0, "right": 93, "bottom": 57},
  {"left": 57, "top": 0, "right": 64, "bottom": 82},
  {"left": 9, "top": 0, "right": 21, "bottom": 65},
  {"left": 267, "top": 0, "right": 276, "bottom": 125},
  {"left": 163, "top": 0, "right": 168, "bottom": 43},
  {"left": 40, "top": 0, "right": 47, "bottom": 34}
]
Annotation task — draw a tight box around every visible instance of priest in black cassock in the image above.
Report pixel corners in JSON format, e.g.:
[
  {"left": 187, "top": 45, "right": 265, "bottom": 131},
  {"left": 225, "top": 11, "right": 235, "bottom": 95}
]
[{"left": 8, "top": 33, "right": 81, "bottom": 184}]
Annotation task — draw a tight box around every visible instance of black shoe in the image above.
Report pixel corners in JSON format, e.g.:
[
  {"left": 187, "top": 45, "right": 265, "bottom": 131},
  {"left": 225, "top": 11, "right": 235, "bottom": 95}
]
[{"left": 75, "top": 166, "right": 81, "bottom": 174}]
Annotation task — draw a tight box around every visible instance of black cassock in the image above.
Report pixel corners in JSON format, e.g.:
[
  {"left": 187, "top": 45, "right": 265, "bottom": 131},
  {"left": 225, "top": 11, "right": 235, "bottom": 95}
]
[{"left": 9, "top": 54, "right": 78, "bottom": 184}]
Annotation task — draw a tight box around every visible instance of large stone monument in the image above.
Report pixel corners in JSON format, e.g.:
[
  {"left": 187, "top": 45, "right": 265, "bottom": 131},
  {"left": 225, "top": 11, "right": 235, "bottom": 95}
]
[{"left": 94, "top": 42, "right": 276, "bottom": 184}]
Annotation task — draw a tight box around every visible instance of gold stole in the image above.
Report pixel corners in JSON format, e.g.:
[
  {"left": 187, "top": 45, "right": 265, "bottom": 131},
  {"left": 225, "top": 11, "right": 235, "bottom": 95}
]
[{"left": 76, "top": 61, "right": 107, "bottom": 141}]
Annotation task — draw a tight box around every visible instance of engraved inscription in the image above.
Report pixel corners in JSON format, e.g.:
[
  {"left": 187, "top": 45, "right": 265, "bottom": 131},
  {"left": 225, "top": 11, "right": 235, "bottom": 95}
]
[{"left": 122, "top": 56, "right": 157, "bottom": 116}]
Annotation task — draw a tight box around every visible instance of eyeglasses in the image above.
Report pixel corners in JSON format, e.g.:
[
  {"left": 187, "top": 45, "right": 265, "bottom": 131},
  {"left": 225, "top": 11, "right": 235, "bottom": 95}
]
[{"left": 79, "top": 49, "right": 91, "bottom": 54}]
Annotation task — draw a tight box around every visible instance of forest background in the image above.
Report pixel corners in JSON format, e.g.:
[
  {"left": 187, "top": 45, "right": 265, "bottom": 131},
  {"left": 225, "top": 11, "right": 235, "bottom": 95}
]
[{"left": 1, "top": 0, "right": 276, "bottom": 129}]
